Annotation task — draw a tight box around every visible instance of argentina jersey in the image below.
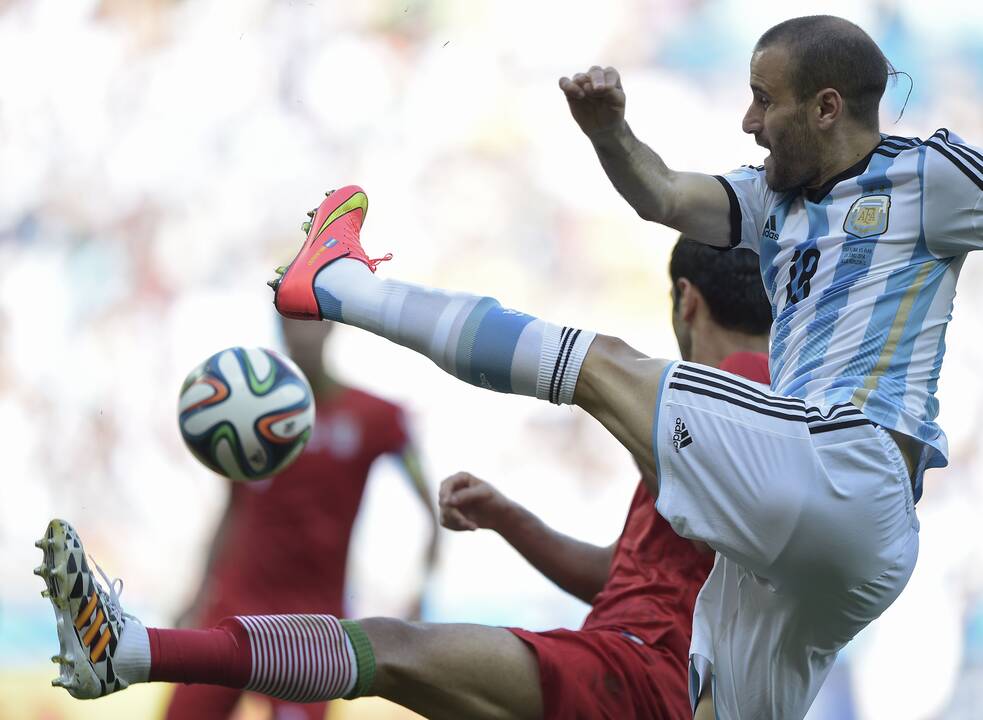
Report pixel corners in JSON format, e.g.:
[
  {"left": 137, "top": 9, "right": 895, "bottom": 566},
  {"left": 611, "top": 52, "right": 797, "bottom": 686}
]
[{"left": 715, "top": 129, "right": 983, "bottom": 498}]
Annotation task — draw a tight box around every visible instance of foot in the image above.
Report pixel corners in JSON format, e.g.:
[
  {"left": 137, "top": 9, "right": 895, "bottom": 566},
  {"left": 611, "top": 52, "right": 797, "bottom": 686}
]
[
  {"left": 34, "top": 519, "right": 141, "bottom": 699},
  {"left": 268, "top": 186, "right": 391, "bottom": 320}
]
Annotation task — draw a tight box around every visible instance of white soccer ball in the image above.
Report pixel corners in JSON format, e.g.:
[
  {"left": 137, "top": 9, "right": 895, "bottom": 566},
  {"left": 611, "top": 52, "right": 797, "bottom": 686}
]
[{"left": 178, "top": 347, "right": 315, "bottom": 481}]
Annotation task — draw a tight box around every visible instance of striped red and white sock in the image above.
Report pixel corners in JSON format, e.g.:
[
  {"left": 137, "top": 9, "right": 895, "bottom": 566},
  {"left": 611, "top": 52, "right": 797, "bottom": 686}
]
[
  {"left": 146, "top": 614, "right": 372, "bottom": 703},
  {"left": 236, "top": 614, "right": 358, "bottom": 702}
]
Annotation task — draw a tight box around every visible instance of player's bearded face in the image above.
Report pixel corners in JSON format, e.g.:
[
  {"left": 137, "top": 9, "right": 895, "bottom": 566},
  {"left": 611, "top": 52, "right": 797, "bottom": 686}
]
[{"left": 763, "top": 103, "right": 822, "bottom": 192}]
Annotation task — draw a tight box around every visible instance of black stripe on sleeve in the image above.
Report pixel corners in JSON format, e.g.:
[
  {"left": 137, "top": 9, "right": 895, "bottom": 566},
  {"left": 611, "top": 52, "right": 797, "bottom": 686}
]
[
  {"left": 940, "top": 129, "right": 983, "bottom": 166},
  {"left": 925, "top": 140, "right": 983, "bottom": 193},
  {"left": 712, "top": 175, "right": 743, "bottom": 250},
  {"left": 934, "top": 133, "right": 983, "bottom": 178}
]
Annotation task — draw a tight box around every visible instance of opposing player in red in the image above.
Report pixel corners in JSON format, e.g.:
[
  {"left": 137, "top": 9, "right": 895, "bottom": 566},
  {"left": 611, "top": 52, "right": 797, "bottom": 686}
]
[
  {"left": 165, "top": 317, "right": 439, "bottom": 720},
  {"left": 37, "top": 236, "right": 770, "bottom": 719}
]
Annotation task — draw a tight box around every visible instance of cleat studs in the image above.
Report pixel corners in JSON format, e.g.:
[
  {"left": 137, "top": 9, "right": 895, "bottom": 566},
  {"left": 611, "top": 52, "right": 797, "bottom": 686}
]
[
  {"left": 302, "top": 221, "right": 311, "bottom": 233},
  {"left": 267, "top": 279, "right": 280, "bottom": 290},
  {"left": 41, "top": 589, "right": 50, "bottom": 598},
  {"left": 275, "top": 266, "right": 287, "bottom": 275},
  {"left": 52, "top": 677, "right": 65, "bottom": 688},
  {"left": 35, "top": 538, "right": 48, "bottom": 549},
  {"left": 33, "top": 565, "right": 46, "bottom": 577},
  {"left": 307, "top": 210, "right": 315, "bottom": 218},
  {"left": 325, "top": 189, "right": 335, "bottom": 197}
]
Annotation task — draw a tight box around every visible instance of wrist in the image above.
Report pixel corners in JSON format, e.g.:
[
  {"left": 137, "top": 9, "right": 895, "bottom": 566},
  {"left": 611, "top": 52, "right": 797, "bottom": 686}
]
[{"left": 587, "top": 119, "right": 630, "bottom": 148}]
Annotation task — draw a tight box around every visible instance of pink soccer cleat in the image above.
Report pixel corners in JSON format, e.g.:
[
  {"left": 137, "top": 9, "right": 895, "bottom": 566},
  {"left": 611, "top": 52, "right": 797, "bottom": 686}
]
[{"left": 268, "top": 185, "right": 390, "bottom": 320}]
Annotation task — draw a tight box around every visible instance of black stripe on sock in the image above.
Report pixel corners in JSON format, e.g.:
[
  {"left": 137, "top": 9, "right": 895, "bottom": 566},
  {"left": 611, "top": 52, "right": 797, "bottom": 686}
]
[
  {"left": 554, "top": 329, "right": 583, "bottom": 404},
  {"left": 549, "top": 327, "right": 573, "bottom": 404}
]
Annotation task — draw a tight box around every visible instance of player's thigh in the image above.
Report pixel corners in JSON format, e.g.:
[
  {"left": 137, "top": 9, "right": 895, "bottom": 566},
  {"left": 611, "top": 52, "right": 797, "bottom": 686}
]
[
  {"left": 574, "top": 335, "right": 670, "bottom": 478},
  {"left": 364, "top": 618, "right": 542, "bottom": 720}
]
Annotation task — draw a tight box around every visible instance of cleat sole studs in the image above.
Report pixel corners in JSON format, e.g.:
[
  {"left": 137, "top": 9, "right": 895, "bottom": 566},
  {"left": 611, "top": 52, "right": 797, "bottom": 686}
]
[
  {"left": 34, "top": 565, "right": 45, "bottom": 576},
  {"left": 41, "top": 589, "right": 50, "bottom": 598},
  {"left": 267, "top": 279, "right": 279, "bottom": 290},
  {"left": 302, "top": 221, "right": 311, "bottom": 233},
  {"left": 307, "top": 210, "right": 315, "bottom": 218}
]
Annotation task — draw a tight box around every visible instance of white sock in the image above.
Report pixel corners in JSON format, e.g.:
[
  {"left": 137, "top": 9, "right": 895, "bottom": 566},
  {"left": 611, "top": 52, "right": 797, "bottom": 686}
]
[
  {"left": 313, "top": 258, "right": 596, "bottom": 403},
  {"left": 113, "top": 619, "right": 150, "bottom": 683}
]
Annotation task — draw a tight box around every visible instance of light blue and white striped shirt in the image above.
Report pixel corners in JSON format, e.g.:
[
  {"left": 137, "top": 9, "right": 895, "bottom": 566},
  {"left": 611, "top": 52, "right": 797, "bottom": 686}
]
[{"left": 717, "top": 129, "right": 983, "bottom": 499}]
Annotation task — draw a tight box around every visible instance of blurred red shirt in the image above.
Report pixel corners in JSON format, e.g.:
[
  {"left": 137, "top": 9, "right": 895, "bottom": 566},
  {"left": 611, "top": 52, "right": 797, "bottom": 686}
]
[{"left": 200, "top": 386, "right": 408, "bottom": 621}]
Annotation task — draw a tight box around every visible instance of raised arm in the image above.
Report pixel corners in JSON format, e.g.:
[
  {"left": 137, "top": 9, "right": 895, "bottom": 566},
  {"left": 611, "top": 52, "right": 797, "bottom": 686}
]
[
  {"left": 439, "top": 472, "right": 614, "bottom": 604},
  {"left": 559, "top": 65, "right": 733, "bottom": 246}
]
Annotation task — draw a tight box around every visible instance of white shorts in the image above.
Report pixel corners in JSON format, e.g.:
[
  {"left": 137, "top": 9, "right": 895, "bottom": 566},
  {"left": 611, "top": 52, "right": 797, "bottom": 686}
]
[{"left": 653, "top": 362, "right": 919, "bottom": 720}]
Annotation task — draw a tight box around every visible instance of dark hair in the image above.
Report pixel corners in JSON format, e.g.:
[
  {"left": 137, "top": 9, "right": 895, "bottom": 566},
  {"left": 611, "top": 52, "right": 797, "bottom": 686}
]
[
  {"left": 756, "top": 15, "right": 890, "bottom": 129},
  {"left": 669, "top": 237, "right": 772, "bottom": 335}
]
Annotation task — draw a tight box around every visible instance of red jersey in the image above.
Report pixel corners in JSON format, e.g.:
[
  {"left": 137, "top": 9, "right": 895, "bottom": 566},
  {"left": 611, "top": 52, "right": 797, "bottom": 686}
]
[
  {"left": 201, "top": 386, "right": 408, "bottom": 621},
  {"left": 582, "top": 352, "right": 770, "bottom": 640}
]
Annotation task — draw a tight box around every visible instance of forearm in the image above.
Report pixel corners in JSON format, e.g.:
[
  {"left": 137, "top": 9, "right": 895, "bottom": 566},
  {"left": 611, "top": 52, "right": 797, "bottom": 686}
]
[
  {"left": 589, "top": 122, "right": 677, "bottom": 223},
  {"left": 494, "top": 502, "right": 613, "bottom": 604}
]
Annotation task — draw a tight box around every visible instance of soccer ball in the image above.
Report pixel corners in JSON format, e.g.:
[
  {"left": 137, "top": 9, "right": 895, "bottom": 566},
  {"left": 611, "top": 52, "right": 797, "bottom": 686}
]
[{"left": 178, "top": 347, "right": 315, "bottom": 481}]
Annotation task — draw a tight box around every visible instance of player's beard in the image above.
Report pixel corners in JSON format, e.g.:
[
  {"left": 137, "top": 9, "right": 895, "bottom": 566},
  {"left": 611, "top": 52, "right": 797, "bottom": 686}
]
[{"left": 763, "top": 105, "right": 821, "bottom": 192}]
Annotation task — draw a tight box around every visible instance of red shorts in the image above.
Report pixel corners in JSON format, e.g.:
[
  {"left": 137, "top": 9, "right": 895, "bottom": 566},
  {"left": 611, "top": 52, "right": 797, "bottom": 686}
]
[{"left": 508, "top": 627, "right": 691, "bottom": 720}]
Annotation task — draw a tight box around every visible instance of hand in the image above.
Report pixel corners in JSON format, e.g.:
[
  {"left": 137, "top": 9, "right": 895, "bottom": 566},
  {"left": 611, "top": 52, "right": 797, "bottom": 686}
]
[
  {"left": 439, "top": 472, "right": 513, "bottom": 532},
  {"left": 558, "top": 65, "right": 627, "bottom": 137}
]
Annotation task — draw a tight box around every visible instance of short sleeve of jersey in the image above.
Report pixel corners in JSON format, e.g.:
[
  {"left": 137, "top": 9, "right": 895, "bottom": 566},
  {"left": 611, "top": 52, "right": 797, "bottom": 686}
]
[
  {"left": 713, "top": 165, "right": 781, "bottom": 254},
  {"left": 923, "top": 130, "right": 983, "bottom": 257}
]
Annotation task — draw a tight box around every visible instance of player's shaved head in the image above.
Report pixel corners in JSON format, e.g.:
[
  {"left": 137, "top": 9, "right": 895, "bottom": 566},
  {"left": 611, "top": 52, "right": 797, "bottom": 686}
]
[{"left": 756, "top": 16, "right": 890, "bottom": 130}]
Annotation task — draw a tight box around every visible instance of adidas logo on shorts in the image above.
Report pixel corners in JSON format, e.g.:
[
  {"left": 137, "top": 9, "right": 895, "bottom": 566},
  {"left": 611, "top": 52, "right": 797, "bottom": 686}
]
[{"left": 673, "top": 417, "right": 693, "bottom": 451}]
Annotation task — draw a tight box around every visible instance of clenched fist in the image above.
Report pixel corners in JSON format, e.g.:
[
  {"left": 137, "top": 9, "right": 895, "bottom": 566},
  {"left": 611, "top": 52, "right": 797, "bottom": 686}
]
[
  {"left": 438, "top": 472, "right": 513, "bottom": 532},
  {"left": 558, "top": 65, "right": 627, "bottom": 137}
]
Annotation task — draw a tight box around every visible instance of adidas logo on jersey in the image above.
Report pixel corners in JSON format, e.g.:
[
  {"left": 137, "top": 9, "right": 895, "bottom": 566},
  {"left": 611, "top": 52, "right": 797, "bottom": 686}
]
[
  {"left": 762, "top": 215, "right": 780, "bottom": 241},
  {"left": 672, "top": 417, "right": 693, "bottom": 451}
]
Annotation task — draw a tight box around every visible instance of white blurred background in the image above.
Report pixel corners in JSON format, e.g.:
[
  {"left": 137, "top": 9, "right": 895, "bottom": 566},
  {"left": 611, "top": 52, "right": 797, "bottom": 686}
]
[{"left": 0, "top": 0, "right": 981, "bottom": 718}]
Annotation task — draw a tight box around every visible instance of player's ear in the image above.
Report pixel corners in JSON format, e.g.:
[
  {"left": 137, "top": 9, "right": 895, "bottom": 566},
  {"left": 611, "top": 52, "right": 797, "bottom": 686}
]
[
  {"left": 677, "top": 278, "right": 699, "bottom": 323},
  {"left": 815, "top": 88, "right": 843, "bottom": 129}
]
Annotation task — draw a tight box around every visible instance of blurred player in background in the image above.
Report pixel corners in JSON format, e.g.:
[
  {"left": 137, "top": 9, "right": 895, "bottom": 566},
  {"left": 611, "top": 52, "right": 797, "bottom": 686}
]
[
  {"left": 37, "top": 236, "right": 769, "bottom": 720},
  {"left": 164, "top": 317, "right": 439, "bottom": 720}
]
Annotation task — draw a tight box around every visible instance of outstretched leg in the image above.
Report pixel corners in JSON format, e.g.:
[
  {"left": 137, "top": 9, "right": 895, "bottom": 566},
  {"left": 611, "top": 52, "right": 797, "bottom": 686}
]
[
  {"left": 270, "top": 187, "right": 666, "bottom": 477},
  {"left": 36, "top": 519, "right": 542, "bottom": 720}
]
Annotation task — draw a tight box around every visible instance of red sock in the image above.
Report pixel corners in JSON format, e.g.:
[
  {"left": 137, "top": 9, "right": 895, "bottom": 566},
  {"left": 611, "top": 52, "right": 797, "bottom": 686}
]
[{"left": 148, "top": 618, "right": 251, "bottom": 687}]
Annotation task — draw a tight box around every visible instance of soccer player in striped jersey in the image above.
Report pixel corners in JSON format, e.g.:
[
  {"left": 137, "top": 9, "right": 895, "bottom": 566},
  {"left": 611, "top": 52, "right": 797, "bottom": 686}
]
[
  {"left": 253, "top": 16, "right": 973, "bottom": 715},
  {"left": 268, "top": 15, "right": 972, "bottom": 717}
]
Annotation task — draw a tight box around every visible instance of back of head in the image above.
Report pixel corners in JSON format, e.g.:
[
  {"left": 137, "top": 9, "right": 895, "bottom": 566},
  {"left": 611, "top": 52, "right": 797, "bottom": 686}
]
[
  {"left": 756, "top": 15, "right": 890, "bottom": 129},
  {"left": 670, "top": 238, "right": 772, "bottom": 336}
]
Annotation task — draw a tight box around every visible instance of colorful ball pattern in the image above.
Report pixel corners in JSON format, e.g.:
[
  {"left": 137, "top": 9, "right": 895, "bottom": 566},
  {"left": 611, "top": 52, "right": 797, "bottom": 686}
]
[{"left": 178, "top": 347, "right": 315, "bottom": 481}]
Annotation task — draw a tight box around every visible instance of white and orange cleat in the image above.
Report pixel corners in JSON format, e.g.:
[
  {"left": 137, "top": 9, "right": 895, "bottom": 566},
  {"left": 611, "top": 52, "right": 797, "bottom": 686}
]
[{"left": 34, "top": 519, "right": 144, "bottom": 699}]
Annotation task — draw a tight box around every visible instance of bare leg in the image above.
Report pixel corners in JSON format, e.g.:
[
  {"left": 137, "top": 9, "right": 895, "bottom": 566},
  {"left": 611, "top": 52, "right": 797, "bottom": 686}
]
[
  {"left": 363, "top": 618, "right": 543, "bottom": 720},
  {"left": 574, "top": 335, "right": 670, "bottom": 483}
]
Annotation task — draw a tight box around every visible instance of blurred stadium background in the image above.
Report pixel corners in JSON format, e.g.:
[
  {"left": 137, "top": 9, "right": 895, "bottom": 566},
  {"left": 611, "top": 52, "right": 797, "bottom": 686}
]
[{"left": 1, "top": 0, "right": 981, "bottom": 718}]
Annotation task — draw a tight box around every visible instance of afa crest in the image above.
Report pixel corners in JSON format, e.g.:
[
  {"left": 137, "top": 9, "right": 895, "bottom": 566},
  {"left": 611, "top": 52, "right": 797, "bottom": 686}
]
[{"left": 843, "top": 194, "right": 891, "bottom": 239}]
